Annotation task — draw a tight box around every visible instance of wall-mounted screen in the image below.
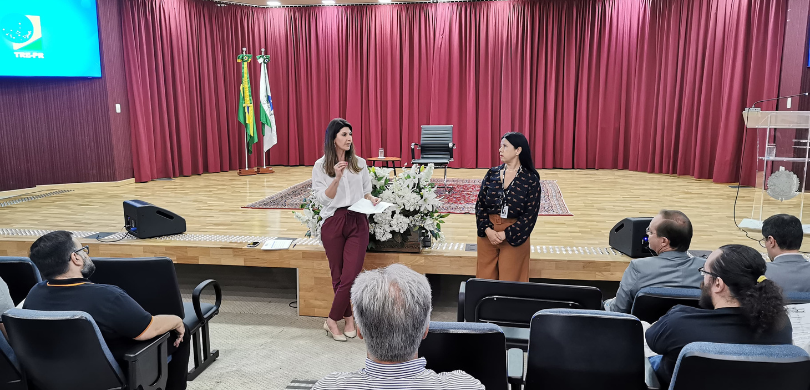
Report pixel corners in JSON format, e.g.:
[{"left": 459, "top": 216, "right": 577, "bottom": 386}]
[{"left": 0, "top": 0, "right": 101, "bottom": 78}]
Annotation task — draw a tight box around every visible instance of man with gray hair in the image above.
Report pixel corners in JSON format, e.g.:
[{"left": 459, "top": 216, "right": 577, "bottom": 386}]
[{"left": 313, "top": 264, "right": 484, "bottom": 389}]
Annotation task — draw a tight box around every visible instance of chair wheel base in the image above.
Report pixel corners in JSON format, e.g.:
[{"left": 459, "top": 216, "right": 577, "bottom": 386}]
[{"left": 187, "top": 349, "right": 219, "bottom": 381}]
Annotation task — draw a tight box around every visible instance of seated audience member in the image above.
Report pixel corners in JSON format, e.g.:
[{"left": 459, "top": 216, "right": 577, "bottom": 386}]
[
  {"left": 0, "top": 276, "right": 12, "bottom": 338},
  {"left": 605, "top": 210, "right": 704, "bottom": 313},
  {"left": 313, "top": 264, "right": 484, "bottom": 390},
  {"left": 23, "top": 231, "right": 190, "bottom": 390},
  {"left": 646, "top": 244, "right": 792, "bottom": 388},
  {"left": 762, "top": 214, "right": 810, "bottom": 292}
]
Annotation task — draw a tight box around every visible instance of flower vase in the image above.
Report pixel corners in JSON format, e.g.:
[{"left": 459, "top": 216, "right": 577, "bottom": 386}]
[{"left": 368, "top": 228, "right": 422, "bottom": 253}]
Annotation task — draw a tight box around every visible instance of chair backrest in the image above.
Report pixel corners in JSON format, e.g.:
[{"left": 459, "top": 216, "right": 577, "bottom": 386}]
[
  {"left": 419, "top": 125, "right": 453, "bottom": 160},
  {"left": 0, "top": 332, "right": 24, "bottom": 390},
  {"left": 669, "top": 342, "right": 810, "bottom": 390},
  {"left": 418, "top": 321, "right": 508, "bottom": 390},
  {"left": 631, "top": 287, "right": 701, "bottom": 323},
  {"left": 90, "top": 257, "right": 185, "bottom": 317},
  {"left": 464, "top": 279, "right": 602, "bottom": 328},
  {"left": 0, "top": 257, "right": 42, "bottom": 305},
  {"left": 785, "top": 291, "right": 810, "bottom": 304},
  {"left": 525, "top": 309, "right": 646, "bottom": 390},
  {"left": 2, "top": 308, "right": 125, "bottom": 390}
]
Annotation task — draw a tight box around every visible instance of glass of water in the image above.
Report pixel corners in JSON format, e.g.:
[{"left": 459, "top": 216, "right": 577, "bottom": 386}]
[{"left": 379, "top": 148, "right": 384, "bottom": 158}]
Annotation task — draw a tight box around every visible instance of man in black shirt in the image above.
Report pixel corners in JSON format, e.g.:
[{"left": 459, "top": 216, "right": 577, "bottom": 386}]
[
  {"left": 23, "top": 231, "right": 189, "bottom": 390},
  {"left": 646, "top": 244, "right": 793, "bottom": 388}
]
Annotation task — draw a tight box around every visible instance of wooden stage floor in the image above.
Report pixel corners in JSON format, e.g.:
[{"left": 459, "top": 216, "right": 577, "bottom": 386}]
[{"left": 1, "top": 167, "right": 804, "bottom": 316}]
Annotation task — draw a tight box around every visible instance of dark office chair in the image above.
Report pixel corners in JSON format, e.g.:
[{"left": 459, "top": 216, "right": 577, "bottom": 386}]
[
  {"left": 411, "top": 125, "right": 455, "bottom": 190},
  {"left": 90, "top": 257, "right": 222, "bottom": 380},
  {"left": 523, "top": 309, "right": 647, "bottom": 390},
  {"left": 668, "top": 342, "right": 810, "bottom": 390},
  {"left": 785, "top": 291, "right": 810, "bottom": 304},
  {"left": 3, "top": 308, "right": 169, "bottom": 390},
  {"left": 0, "top": 332, "right": 25, "bottom": 390},
  {"left": 458, "top": 278, "right": 603, "bottom": 350},
  {"left": 630, "top": 287, "right": 701, "bottom": 323},
  {"left": 0, "top": 257, "right": 42, "bottom": 305},
  {"left": 419, "top": 321, "right": 524, "bottom": 390}
]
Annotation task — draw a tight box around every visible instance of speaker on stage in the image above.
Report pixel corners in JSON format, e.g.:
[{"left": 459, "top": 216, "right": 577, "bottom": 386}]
[
  {"left": 123, "top": 200, "right": 186, "bottom": 239},
  {"left": 609, "top": 217, "right": 654, "bottom": 258}
]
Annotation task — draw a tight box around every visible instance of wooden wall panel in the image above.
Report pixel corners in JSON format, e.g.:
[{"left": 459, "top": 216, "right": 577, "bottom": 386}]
[{"left": 0, "top": 0, "right": 132, "bottom": 191}]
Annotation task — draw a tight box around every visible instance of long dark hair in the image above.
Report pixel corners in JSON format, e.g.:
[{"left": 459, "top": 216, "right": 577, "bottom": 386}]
[
  {"left": 323, "top": 118, "right": 362, "bottom": 177},
  {"left": 713, "top": 244, "right": 787, "bottom": 334},
  {"left": 502, "top": 132, "right": 539, "bottom": 178}
]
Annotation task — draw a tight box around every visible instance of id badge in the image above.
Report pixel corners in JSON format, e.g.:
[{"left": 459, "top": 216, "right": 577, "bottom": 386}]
[{"left": 500, "top": 205, "right": 509, "bottom": 218}]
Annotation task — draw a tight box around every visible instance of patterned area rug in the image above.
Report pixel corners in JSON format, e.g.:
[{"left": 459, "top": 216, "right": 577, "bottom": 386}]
[{"left": 245, "top": 178, "right": 572, "bottom": 216}]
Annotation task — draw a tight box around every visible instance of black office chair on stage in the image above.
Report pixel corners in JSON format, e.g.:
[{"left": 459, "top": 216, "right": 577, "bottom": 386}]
[
  {"left": 458, "top": 278, "right": 603, "bottom": 350},
  {"left": 630, "top": 287, "right": 701, "bottom": 323},
  {"left": 411, "top": 125, "right": 455, "bottom": 191},
  {"left": 0, "top": 257, "right": 42, "bottom": 305},
  {"left": 90, "top": 257, "right": 222, "bottom": 380},
  {"left": 667, "top": 342, "right": 810, "bottom": 390},
  {"left": 0, "top": 332, "right": 25, "bottom": 390},
  {"left": 419, "top": 321, "right": 524, "bottom": 390},
  {"left": 523, "top": 309, "right": 647, "bottom": 390},
  {"left": 3, "top": 308, "right": 170, "bottom": 390}
]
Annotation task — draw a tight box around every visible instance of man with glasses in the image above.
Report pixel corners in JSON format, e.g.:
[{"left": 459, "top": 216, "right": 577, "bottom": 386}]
[
  {"left": 22, "top": 231, "right": 189, "bottom": 390},
  {"left": 761, "top": 214, "right": 810, "bottom": 292},
  {"left": 604, "top": 210, "right": 705, "bottom": 313},
  {"left": 646, "top": 244, "right": 792, "bottom": 388}
]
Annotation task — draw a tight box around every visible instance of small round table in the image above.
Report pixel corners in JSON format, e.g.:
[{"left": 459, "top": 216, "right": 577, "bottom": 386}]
[{"left": 367, "top": 157, "right": 402, "bottom": 175}]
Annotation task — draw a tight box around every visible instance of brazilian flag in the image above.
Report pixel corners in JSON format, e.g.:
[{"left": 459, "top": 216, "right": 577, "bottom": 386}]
[{"left": 237, "top": 54, "right": 258, "bottom": 154}]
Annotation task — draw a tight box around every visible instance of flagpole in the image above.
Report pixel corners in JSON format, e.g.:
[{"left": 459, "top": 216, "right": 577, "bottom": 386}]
[
  {"left": 257, "top": 47, "right": 275, "bottom": 174},
  {"left": 238, "top": 47, "right": 257, "bottom": 176}
]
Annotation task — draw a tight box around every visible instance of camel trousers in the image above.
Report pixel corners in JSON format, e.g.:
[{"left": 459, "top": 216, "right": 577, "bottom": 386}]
[{"left": 476, "top": 214, "right": 530, "bottom": 282}]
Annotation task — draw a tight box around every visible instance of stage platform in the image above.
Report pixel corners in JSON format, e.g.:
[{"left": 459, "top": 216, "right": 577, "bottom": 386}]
[{"left": 0, "top": 167, "right": 804, "bottom": 317}]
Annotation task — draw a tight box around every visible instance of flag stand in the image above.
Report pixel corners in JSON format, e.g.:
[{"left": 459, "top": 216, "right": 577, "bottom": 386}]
[
  {"left": 237, "top": 48, "right": 257, "bottom": 176},
  {"left": 256, "top": 48, "right": 274, "bottom": 174}
]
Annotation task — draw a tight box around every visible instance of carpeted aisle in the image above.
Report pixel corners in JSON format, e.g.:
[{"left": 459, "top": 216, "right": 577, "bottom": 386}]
[{"left": 176, "top": 264, "right": 459, "bottom": 389}]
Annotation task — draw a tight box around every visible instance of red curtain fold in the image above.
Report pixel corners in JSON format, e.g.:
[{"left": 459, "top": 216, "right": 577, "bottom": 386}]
[{"left": 121, "top": 0, "right": 787, "bottom": 185}]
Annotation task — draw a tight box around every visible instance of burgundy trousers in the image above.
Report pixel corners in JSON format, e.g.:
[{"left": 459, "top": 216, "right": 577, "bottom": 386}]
[{"left": 321, "top": 208, "right": 369, "bottom": 321}]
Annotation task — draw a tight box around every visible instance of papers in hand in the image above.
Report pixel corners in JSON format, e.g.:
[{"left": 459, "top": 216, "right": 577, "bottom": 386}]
[
  {"left": 787, "top": 303, "right": 810, "bottom": 354},
  {"left": 261, "top": 239, "right": 294, "bottom": 250},
  {"left": 348, "top": 198, "right": 393, "bottom": 215}
]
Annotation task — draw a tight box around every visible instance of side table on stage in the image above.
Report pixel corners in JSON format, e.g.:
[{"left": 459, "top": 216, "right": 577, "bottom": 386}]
[{"left": 367, "top": 157, "right": 402, "bottom": 175}]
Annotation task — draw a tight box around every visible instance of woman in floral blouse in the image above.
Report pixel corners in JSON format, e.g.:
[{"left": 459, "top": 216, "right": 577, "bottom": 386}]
[{"left": 474, "top": 132, "right": 541, "bottom": 282}]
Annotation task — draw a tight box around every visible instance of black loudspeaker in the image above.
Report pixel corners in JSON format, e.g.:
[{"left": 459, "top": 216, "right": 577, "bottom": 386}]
[
  {"left": 123, "top": 200, "right": 186, "bottom": 239},
  {"left": 609, "top": 217, "right": 654, "bottom": 258}
]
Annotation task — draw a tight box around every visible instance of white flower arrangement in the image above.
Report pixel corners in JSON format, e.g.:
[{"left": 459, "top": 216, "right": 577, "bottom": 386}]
[
  {"left": 368, "top": 164, "right": 447, "bottom": 247},
  {"left": 293, "top": 164, "right": 448, "bottom": 249},
  {"left": 292, "top": 190, "right": 324, "bottom": 240}
]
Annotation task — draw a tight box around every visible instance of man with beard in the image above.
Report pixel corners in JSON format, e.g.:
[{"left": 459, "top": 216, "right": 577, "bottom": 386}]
[
  {"left": 605, "top": 210, "right": 705, "bottom": 313},
  {"left": 23, "top": 231, "right": 189, "bottom": 390},
  {"left": 646, "top": 244, "right": 793, "bottom": 388}
]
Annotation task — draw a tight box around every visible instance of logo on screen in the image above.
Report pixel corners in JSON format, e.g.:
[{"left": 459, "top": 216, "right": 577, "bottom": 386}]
[{"left": 1, "top": 14, "right": 44, "bottom": 59}]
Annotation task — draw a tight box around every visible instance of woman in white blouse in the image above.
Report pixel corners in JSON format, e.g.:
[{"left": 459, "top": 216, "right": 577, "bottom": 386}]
[{"left": 312, "top": 118, "right": 380, "bottom": 342}]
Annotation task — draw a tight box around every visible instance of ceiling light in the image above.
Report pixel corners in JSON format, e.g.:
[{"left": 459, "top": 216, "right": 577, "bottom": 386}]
[
  {"left": 322, "top": 0, "right": 335, "bottom": 4},
  {"left": 267, "top": 1, "right": 281, "bottom": 5}
]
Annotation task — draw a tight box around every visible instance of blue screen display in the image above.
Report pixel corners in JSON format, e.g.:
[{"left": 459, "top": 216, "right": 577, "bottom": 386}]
[{"left": 0, "top": 0, "right": 101, "bottom": 78}]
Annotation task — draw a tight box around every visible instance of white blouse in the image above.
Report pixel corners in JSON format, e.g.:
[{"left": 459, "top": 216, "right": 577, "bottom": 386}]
[{"left": 312, "top": 156, "right": 372, "bottom": 221}]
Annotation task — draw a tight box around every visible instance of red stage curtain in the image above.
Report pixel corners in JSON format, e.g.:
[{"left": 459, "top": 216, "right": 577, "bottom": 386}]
[{"left": 121, "top": 0, "right": 787, "bottom": 185}]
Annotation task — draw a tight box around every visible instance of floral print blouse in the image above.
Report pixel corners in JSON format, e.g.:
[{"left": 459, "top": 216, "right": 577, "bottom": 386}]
[{"left": 475, "top": 165, "right": 541, "bottom": 247}]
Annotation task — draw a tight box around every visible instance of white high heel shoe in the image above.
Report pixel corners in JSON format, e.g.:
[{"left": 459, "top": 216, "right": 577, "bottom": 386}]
[
  {"left": 344, "top": 328, "right": 357, "bottom": 338},
  {"left": 324, "top": 321, "right": 347, "bottom": 342}
]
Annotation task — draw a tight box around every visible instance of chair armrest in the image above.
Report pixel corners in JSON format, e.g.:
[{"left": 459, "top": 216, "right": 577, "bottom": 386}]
[
  {"left": 193, "top": 279, "right": 222, "bottom": 322},
  {"left": 507, "top": 347, "right": 524, "bottom": 389},
  {"left": 457, "top": 281, "right": 466, "bottom": 322},
  {"left": 449, "top": 143, "right": 456, "bottom": 160},
  {"left": 123, "top": 332, "right": 170, "bottom": 390},
  {"left": 410, "top": 143, "right": 420, "bottom": 161}
]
